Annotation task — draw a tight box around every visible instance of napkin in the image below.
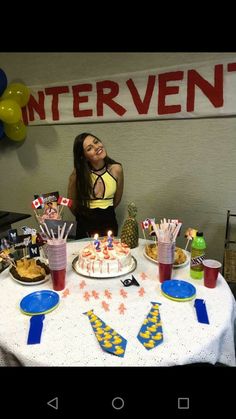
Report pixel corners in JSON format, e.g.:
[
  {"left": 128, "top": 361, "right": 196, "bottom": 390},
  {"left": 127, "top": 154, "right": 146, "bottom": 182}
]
[{"left": 27, "top": 314, "right": 45, "bottom": 345}]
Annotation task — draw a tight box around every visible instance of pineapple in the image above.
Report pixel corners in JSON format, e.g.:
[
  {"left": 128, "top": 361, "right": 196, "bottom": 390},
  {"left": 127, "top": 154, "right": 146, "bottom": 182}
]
[{"left": 120, "top": 202, "right": 139, "bottom": 248}]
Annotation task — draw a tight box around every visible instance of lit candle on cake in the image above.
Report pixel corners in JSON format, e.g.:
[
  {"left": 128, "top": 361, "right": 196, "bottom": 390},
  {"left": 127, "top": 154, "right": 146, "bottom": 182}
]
[
  {"left": 107, "top": 230, "right": 113, "bottom": 249},
  {"left": 94, "top": 234, "right": 101, "bottom": 251}
]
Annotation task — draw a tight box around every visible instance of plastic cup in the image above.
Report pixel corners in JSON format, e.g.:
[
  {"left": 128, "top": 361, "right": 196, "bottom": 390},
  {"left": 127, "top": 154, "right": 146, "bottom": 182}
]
[
  {"left": 203, "top": 259, "right": 222, "bottom": 288},
  {"left": 159, "top": 262, "right": 173, "bottom": 283},
  {"left": 46, "top": 242, "right": 67, "bottom": 291},
  {"left": 158, "top": 241, "right": 175, "bottom": 283},
  {"left": 50, "top": 268, "right": 66, "bottom": 291}
]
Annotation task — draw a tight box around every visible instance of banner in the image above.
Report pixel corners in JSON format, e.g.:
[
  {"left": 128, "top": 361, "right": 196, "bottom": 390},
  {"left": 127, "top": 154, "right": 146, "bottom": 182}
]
[{"left": 22, "top": 57, "right": 236, "bottom": 126}]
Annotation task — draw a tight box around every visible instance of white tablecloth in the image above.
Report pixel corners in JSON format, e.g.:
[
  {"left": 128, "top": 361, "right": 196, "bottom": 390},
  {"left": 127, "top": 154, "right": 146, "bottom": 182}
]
[{"left": 0, "top": 239, "right": 235, "bottom": 366}]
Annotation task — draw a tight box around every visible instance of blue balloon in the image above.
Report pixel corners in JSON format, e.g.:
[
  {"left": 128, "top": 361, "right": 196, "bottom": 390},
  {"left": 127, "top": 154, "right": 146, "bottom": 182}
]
[
  {"left": 0, "top": 120, "right": 4, "bottom": 139},
  {"left": 0, "top": 69, "right": 8, "bottom": 96}
]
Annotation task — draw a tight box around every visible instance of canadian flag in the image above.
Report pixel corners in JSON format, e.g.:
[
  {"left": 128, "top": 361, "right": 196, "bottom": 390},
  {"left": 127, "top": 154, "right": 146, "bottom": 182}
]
[
  {"left": 31, "top": 197, "right": 44, "bottom": 209},
  {"left": 141, "top": 219, "right": 150, "bottom": 230},
  {"left": 58, "top": 196, "right": 73, "bottom": 207}
]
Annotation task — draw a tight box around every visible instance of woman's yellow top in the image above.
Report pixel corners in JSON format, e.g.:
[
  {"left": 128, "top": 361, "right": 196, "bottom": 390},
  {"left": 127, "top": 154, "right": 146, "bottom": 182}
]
[{"left": 89, "top": 169, "right": 117, "bottom": 209}]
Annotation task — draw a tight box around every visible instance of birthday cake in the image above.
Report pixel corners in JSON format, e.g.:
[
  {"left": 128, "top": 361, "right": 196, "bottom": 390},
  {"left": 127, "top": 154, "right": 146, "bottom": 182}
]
[{"left": 74, "top": 238, "right": 135, "bottom": 278}]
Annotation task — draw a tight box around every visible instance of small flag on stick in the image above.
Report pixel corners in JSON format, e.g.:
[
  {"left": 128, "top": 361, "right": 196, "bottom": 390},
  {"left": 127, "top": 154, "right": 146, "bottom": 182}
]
[
  {"left": 32, "top": 197, "right": 44, "bottom": 209},
  {"left": 58, "top": 196, "right": 73, "bottom": 207},
  {"left": 58, "top": 196, "right": 73, "bottom": 216}
]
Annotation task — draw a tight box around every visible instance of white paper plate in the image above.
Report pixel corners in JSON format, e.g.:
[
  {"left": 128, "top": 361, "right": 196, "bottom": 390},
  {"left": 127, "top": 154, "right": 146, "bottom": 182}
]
[
  {"left": 9, "top": 258, "right": 50, "bottom": 286},
  {"left": 9, "top": 270, "right": 50, "bottom": 286}
]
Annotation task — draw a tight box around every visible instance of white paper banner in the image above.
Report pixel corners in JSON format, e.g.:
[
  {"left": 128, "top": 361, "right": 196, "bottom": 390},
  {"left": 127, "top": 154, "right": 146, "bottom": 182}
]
[{"left": 22, "top": 57, "right": 236, "bottom": 126}]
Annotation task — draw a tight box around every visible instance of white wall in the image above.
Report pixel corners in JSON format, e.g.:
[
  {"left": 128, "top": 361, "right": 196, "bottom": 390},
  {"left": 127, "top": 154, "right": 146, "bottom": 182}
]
[{"left": 0, "top": 52, "right": 235, "bottom": 263}]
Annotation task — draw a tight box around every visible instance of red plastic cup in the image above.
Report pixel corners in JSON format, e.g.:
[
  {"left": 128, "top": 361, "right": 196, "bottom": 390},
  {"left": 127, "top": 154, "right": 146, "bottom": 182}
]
[
  {"left": 203, "top": 259, "right": 222, "bottom": 288},
  {"left": 159, "top": 262, "right": 173, "bottom": 283},
  {"left": 51, "top": 268, "right": 66, "bottom": 291},
  {"left": 158, "top": 240, "right": 175, "bottom": 283}
]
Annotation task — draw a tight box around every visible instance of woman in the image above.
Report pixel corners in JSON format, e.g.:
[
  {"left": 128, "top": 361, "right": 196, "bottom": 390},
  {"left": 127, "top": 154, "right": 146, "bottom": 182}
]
[{"left": 67, "top": 133, "right": 124, "bottom": 239}]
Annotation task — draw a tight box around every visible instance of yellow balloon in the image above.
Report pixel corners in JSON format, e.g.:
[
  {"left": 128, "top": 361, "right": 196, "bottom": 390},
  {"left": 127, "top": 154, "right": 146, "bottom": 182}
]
[
  {"left": 1, "top": 82, "right": 30, "bottom": 107},
  {"left": 0, "top": 99, "right": 22, "bottom": 123},
  {"left": 4, "top": 120, "right": 27, "bottom": 141}
]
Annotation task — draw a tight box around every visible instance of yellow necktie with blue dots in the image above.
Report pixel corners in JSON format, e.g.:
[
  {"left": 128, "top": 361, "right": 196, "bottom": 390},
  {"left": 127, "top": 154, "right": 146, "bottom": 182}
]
[
  {"left": 84, "top": 309, "right": 127, "bottom": 357},
  {"left": 137, "top": 302, "right": 163, "bottom": 349}
]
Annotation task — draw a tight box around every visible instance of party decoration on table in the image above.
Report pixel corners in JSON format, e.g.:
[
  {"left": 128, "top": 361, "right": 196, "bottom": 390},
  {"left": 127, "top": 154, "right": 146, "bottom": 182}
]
[
  {"left": 147, "top": 218, "right": 157, "bottom": 237},
  {"left": 27, "top": 314, "right": 45, "bottom": 345},
  {"left": 184, "top": 227, "right": 198, "bottom": 251},
  {"left": 93, "top": 233, "right": 101, "bottom": 251},
  {"left": 40, "top": 191, "right": 60, "bottom": 223},
  {"left": 150, "top": 218, "right": 182, "bottom": 243},
  {"left": 62, "top": 288, "right": 70, "bottom": 298},
  {"left": 84, "top": 309, "right": 127, "bottom": 357},
  {"left": 21, "top": 226, "right": 37, "bottom": 236},
  {"left": 120, "top": 275, "right": 140, "bottom": 287},
  {"left": 137, "top": 302, "right": 163, "bottom": 349},
  {"left": 140, "top": 218, "right": 157, "bottom": 241},
  {"left": 139, "top": 272, "right": 148, "bottom": 280},
  {"left": 79, "top": 280, "right": 87, "bottom": 289},
  {"left": 3, "top": 225, "right": 47, "bottom": 263},
  {"left": 28, "top": 243, "right": 40, "bottom": 258},
  {"left": 32, "top": 196, "right": 44, "bottom": 210},
  {"left": 91, "top": 290, "right": 99, "bottom": 299},
  {"left": 161, "top": 279, "right": 196, "bottom": 302},
  {"left": 194, "top": 299, "right": 210, "bottom": 324},
  {"left": 138, "top": 287, "right": 145, "bottom": 297},
  {"left": 118, "top": 303, "right": 127, "bottom": 314},
  {"left": 31, "top": 191, "right": 61, "bottom": 224},
  {"left": 101, "top": 301, "right": 110, "bottom": 311},
  {"left": 10, "top": 233, "right": 32, "bottom": 258},
  {"left": 0, "top": 249, "right": 16, "bottom": 268},
  {"left": 0, "top": 237, "right": 11, "bottom": 251},
  {"left": 20, "top": 290, "right": 60, "bottom": 315},
  {"left": 0, "top": 69, "right": 30, "bottom": 142},
  {"left": 120, "top": 289, "right": 128, "bottom": 298},
  {"left": 57, "top": 196, "right": 73, "bottom": 217},
  {"left": 141, "top": 218, "right": 151, "bottom": 231},
  {"left": 104, "top": 289, "right": 112, "bottom": 299},
  {"left": 107, "top": 230, "right": 113, "bottom": 249},
  {"left": 8, "top": 228, "right": 18, "bottom": 243},
  {"left": 83, "top": 291, "right": 91, "bottom": 301},
  {"left": 120, "top": 202, "right": 139, "bottom": 248},
  {"left": 0, "top": 247, "right": 14, "bottom": 273}
]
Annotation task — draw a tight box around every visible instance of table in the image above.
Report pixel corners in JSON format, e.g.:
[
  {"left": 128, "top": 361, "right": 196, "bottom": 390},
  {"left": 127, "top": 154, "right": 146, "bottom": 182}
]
[{"left": 0, "top": 239, "right": 235, "bottom": 366}]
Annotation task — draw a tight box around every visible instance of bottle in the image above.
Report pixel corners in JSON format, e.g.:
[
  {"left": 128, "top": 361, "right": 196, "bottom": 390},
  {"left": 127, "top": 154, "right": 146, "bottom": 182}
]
[{"left": 190, "top": 232, "right": 206, "bottom": 279}]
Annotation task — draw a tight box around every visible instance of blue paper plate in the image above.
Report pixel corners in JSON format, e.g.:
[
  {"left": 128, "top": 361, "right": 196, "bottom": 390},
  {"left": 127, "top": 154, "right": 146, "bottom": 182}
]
[
  {"left": 20, "top": 290, "right": 60, "bottom": 315},
  {"left": 161, "top": 280, "right": 196, "bottom": 301}
]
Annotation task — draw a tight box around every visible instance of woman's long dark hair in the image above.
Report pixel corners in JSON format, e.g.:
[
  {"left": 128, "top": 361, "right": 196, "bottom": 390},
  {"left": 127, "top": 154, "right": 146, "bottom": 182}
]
[{"left": 73, "top": 133, "right": 119, "bottom": 215}]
